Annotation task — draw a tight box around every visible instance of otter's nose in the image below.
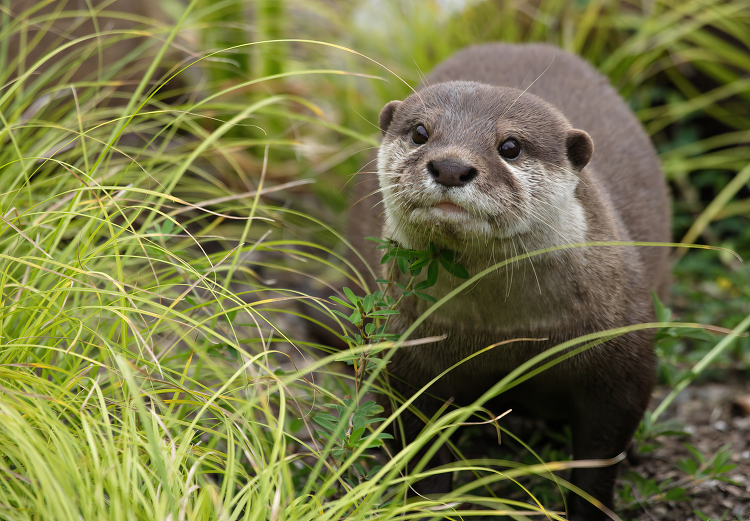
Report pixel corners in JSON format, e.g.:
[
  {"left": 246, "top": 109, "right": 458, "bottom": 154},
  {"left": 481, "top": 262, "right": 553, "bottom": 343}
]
[{"left": 427, "top": 159, "right": 478, "bottom": 187}]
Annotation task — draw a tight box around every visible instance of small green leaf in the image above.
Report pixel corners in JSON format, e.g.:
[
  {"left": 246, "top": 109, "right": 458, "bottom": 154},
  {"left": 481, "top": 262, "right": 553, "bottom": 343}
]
[
  {"left": 331, "top": 309, "right": 351, "bottom": 321},
  {"left": 161, "top": 219, "right": 175, "bottom": 235},
  {"left": 363, "top": 295, "right": 375, "bottom": 313},
  {"left": 352, "top": 416, "right": 365, "bottom": 431},
  {"left": 437, "top": 250, "right": 470, "bottom": 278},
  {"left": 397, "top": 257, "right": 409, "bottom": 274},
  {"left": 652, "top": 291, "right": 671, "bottom": 323},
  {"left": 676, "top": 458, "right": 698, "bottom": 475},
  {"left": 370, "top": 309, "right": 399, "bottom": 316},
  {"left": 439, "top": 249, "right": 455, "bottom": 263},
  {"left": 684, "top": 444, "right": 705, "bottom": 465},
  {"left": 414, "top": 280, "right": 431, "bottom": 290},
  {"left": 370, "top": 333, "right": 399, "bottom": 341},
  {"left": 226, "top": 345, "right": 240, "bottom": 361},
  {"left": 358, "top": 401, "right": 380, "bottom": 412},
  {"left": 315, "top": 430, "right": 334, "bottom": 442},
  {"left": 438, "top": 254, "right": 453, "bottom": 273},
  {"left": 409, "top": 257, "right": 432, "bottom": 271},
  {"left": 415, "top": 291, "right": 437, "bottom": 302},
  {"left": 360, "top": 432, "right": 394, "bottom": 447},
  {"left": 330, "top": 296, "right": 355, "bottom": 309},
  {"left": 391, "top": 249, "right": 412, "bottom": 260},
  {"left": 451, "top": 263, "right": 470, "bottom": 279},
  {"left": 343, "top": 287, "right": 359, "bottom": 306},
  {"left": 312, "top": 416, "right": 337, "bottom": 431},
  {"left": 365, "top": 322, "right": 376, "bottom": 335},
  {"left": 663, "top": 487, "right": 687, "bottom": 501},
  {"left": 349, "top": 310, "right": 362, "bottom": 324},
  {"left": 350, "top": 427, "right": 366, "bottom": 445},
  {"left": 715, "top": 464, "right": 737, "bottom": 474},
  {"left": 427, "top": 261, "right": 439, "bottom": 286}
]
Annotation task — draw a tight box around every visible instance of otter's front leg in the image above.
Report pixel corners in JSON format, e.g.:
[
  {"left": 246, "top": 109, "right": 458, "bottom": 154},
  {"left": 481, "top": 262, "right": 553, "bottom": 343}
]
[
  {"left": 566, "top": 375, "right": 652, "bottom": 521},
  {"left": 386, "top": 381, "right": 454, "bottom": 498}
]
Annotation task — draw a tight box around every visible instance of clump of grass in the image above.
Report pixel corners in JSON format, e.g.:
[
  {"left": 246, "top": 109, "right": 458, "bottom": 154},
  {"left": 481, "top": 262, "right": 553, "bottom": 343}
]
[{"left": 1, "top": 0, "right": 749, "bottom": 520}]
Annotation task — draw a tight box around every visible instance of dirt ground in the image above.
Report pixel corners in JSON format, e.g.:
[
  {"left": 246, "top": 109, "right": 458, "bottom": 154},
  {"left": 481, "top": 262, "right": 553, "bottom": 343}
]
[{"left": 621, "top": 380, "right": 750, "bottom": 521}]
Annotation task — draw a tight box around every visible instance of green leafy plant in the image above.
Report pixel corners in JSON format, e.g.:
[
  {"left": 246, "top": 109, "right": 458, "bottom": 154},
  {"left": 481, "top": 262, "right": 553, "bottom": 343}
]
[
  {"left": 675, "top": 443, "right": 737, "bottom": 483},
  {"left": 619, "top": 471, "right": 689, "bottom": 505},
  {"left": 619, "top": 443, "right": 739, "bottom": 511},
  {"left": 330, "top": 238, "right": 470, "bottom": 391},
  {"left": 312, "top": 399, "right": 388, "bottom": 487},
  {"left": 315, "top": 238, "right": 470, "bottom": 491},
  {"left": 619, "top": 443, "right": 737, "bottom": 513}
]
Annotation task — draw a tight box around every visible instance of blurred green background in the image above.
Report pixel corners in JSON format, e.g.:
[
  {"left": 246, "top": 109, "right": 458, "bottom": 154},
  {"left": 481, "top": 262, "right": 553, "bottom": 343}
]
[{"left": 0, "top": 0, "right": 748, "bottom": 519}]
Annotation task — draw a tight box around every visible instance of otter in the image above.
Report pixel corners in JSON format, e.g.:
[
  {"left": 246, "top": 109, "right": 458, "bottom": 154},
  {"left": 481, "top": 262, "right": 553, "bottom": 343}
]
[{"left": 350, "top": 43, "right": 670, "bottom": 520}]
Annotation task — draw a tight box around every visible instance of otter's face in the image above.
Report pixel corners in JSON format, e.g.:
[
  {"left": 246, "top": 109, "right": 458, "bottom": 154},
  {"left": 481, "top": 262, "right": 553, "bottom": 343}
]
[{"left": 377, "top": 81, "right": 593, "bottom": 254}]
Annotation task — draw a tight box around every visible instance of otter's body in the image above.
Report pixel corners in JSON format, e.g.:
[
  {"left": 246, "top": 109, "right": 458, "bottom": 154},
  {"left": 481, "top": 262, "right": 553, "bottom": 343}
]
[{"left": 353, "top": 44, "right": 670, "bottom": 520}]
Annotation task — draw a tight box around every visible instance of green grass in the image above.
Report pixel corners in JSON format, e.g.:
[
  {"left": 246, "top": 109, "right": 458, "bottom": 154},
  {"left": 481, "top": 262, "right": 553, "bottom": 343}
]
[{"left": 1, "top": 0, "right": 749, "bottom": 519}]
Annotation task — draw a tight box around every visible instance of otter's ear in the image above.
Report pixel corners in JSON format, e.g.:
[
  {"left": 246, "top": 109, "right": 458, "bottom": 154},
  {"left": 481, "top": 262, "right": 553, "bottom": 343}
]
[
  {"left": 379, "top": 101, "right": 401, "bottom": 136},
  {"left": 566, "top": 129, "right": 593, "bottom": 171}
]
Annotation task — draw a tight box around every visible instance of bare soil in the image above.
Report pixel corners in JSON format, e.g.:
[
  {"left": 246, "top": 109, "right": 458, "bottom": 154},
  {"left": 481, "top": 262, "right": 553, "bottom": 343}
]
[{"left": 621, "top": 381, "right": 750, "bottom": 521}]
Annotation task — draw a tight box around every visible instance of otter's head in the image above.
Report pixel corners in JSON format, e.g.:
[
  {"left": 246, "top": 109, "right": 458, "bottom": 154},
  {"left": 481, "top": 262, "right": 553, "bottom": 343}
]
[{"left": 377, "top": 81, "right": 593, "bottom": 254}]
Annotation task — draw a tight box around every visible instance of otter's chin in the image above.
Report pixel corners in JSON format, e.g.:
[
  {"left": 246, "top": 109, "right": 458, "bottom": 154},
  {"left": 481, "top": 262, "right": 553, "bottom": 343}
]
[
  {"left": 412, "top": 206, "right": 474, "bottom": 226},
  {"left": 404, "top": 207, "right": 496, "bottom": 241}
]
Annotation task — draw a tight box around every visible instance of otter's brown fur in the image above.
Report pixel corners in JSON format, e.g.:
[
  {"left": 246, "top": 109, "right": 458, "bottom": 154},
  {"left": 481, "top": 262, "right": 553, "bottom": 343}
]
[{"left": 350, "top": 43, "right": 670, "bottom": 521}]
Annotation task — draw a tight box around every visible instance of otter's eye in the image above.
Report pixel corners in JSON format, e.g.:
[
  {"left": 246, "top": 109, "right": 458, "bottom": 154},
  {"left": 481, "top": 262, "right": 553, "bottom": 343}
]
[
  {"left": 411, "top": 125, "right": 429, "bottom": 145},
  {"left": 499, "top": 138, "right": 521, "bottom": 160}
]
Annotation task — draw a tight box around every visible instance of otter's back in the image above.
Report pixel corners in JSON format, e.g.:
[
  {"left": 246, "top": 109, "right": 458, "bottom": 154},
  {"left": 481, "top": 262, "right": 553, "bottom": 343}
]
[{"left": 425, "top": 43, "right": 670, "bottom": 295}]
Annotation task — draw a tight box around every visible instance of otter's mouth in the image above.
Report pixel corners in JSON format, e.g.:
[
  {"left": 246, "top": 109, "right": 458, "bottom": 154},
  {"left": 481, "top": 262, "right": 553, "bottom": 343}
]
[{"left": 434, "top": 201, "right": 466, "bottom": 214}]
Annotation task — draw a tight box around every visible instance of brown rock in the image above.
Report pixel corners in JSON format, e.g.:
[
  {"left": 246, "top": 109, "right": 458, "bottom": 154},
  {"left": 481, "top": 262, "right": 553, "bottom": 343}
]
[{"left": 731, "top": 394, "right": 750, "bottom": 417}]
